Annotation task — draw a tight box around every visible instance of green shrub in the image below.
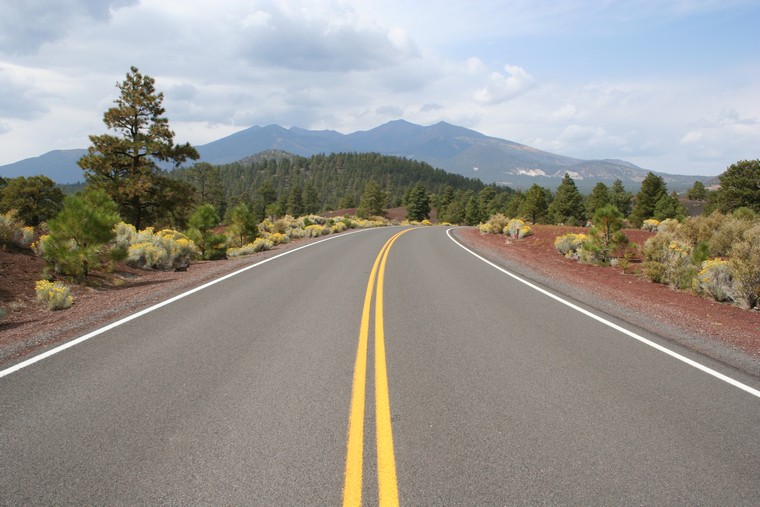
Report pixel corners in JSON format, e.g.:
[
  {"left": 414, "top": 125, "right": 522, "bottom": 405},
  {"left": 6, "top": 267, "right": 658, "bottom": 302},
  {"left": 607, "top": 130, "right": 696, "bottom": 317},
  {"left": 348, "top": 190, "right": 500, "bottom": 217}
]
[
  {"left": 583, "top": 205, "right": 629, "bottom": 264},
  {"left": 0, "top": 307, "right": 6, "bottom": 323},
  {"left": 41, "top": 188, "right": 120, "bottom": 278},
  {"left": 642, "top": 234, "right": 697, "bottom": 289},
  {"left": 35, "top": 280, "right": 74, "bottom": 310},
  {"left": 729, "top": 224, "right": 760, "bottom": 309}
]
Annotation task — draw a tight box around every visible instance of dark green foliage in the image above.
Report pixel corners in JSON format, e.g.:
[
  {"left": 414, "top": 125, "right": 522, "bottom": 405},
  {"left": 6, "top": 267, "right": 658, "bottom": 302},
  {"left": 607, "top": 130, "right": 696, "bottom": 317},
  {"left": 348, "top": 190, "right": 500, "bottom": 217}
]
[
  {"left": 357, "top": 181, "right": 387, "bottom": 218},
  {"left": 586, "top": 182, "right": 611, "bottom": 219},
  {"left": 654, "top": 191, "right": 687, "bottom": 221},
  {"left": 188, "top": 204, "right": 225, "bottom": 259},
  {"left": 0, "top": 175, "right": 64, "bottom": 226},
  {"left": 286, "top": 183, "right": 305, "bottom": 216},
  {"left": 686, "top": 180, "right": 707, "bottom": 201},
  {"left": 227, "top": 203, "right": 259, "bottom": 247},
  {"left": 713, "top": 159, "right": 760, "bottom": 214},
  {"left": 171, "top": 152, "right": 493, "bottom": 219},
  {"left": 43, "top": 188, "right": 121, "bottom": 278},
  {"left": 585, "top": 205, "right": 629, "bottom": 264},
  {"left": 609, "top": 179, "right": 633, "bottom": 217},
  {"left": 465, "top": 194, "right": 483, "bottom": 225},
  {"left": 548, "top": 173, "right": 585, "bottom": 225},
  {"left": 79, "top": 67, "right": 199, "bottom": 230},
  {"left": 185, "top": 162, "right": 225, "bottom": 213},
  {"left": 630, "top": 173, "right": 667, "bottom": 227},
  {"left": 518, "top": 184, "right": 551, "bottom": 224},
  {"left": 406, "top": 182, "right": 431, "bottom": 221}
]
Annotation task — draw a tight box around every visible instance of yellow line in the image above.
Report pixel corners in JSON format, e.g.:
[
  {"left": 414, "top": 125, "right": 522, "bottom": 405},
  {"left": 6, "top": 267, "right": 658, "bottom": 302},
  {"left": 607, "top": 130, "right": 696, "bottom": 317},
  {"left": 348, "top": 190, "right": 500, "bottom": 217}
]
[
  {"left": 343, "top": 229, "right": 410, "bottom": 507},
  {"left": 375, "top": 230, "right": 409, "bottom": 507}
]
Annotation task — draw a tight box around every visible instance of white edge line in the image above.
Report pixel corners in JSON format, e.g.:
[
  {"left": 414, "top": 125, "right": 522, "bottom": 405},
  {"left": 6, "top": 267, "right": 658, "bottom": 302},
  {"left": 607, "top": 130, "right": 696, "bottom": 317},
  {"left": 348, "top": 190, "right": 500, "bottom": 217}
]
[
  {"left": 446, "top": 228, "right": 760, "bottom": 400},
  {"left": 0, "top": 229, "right": 372, "bottom": 379}
]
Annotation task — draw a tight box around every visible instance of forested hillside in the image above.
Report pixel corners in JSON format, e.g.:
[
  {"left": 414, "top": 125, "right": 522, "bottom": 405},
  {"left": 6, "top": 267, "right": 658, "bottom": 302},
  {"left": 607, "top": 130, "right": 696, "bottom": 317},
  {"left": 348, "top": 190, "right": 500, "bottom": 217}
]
[{"left": 171, "top": 150, "right": 499, "bottom": 219}]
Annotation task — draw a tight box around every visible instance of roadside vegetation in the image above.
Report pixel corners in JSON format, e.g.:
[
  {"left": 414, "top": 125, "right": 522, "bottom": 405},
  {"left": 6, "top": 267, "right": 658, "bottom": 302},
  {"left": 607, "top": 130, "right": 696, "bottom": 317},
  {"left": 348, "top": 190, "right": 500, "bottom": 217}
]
[{"left": 1, "top": 66, "right": 758, "bottom": 315}]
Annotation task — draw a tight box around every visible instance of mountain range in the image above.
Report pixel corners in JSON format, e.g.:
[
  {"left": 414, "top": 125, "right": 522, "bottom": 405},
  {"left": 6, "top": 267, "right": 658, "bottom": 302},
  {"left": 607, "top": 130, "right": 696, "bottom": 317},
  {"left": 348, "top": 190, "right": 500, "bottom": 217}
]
[{"left": 0, "top": 120, "right": 709, "bottom": 192}]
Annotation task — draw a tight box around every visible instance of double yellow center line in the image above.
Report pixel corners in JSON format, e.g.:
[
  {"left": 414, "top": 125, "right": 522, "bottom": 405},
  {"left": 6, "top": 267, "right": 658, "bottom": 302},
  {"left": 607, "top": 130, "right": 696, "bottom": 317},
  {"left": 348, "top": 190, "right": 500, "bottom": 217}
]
[{"left": 343, "top": 229, "right": 412, "bottom": 507}]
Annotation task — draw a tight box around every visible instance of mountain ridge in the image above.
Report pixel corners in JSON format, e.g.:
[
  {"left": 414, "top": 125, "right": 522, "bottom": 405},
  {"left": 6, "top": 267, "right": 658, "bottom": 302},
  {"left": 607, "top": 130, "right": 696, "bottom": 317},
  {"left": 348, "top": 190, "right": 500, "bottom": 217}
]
[{"left": 0, "top": 120, "right": 709, "bottom": 191}]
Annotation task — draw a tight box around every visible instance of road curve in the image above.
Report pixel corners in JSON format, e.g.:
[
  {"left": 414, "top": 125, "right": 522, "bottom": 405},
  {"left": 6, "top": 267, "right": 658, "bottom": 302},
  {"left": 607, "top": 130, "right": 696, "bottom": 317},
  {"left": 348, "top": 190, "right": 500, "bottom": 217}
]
[{"left": 1, "top": 226, "right": 758, "bottom": 505}]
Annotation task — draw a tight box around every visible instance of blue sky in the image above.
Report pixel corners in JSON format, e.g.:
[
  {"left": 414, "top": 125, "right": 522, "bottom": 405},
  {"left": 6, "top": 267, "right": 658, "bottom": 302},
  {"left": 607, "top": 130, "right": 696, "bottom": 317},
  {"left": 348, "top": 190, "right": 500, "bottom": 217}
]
[{"left": 0, "top": 0, "right": 758, "bottom": 175}]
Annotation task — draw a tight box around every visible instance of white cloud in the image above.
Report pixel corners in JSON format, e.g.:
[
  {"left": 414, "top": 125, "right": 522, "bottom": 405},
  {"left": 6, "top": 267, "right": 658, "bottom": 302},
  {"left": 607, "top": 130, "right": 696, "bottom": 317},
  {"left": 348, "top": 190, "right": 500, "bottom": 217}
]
[
  {"left": 0, "top": 0, "right": 138, "bottom": 54},
  {"left": 474, "top": 65, "right": 535, "bottom": 104}
]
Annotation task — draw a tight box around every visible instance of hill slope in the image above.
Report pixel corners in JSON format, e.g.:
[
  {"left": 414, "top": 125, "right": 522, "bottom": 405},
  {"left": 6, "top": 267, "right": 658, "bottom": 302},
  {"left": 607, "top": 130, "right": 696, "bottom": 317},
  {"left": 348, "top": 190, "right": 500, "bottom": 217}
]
[{"left": 1, "top": 120, "right": 708, "bottom": 191}]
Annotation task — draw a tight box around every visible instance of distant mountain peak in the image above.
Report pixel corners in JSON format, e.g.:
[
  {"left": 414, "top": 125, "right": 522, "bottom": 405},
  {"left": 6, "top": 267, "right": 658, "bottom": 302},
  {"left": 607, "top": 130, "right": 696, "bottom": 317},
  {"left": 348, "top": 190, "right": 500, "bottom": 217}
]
[{"left": 1, "top": 119, "right": 709, "bottom": 191}]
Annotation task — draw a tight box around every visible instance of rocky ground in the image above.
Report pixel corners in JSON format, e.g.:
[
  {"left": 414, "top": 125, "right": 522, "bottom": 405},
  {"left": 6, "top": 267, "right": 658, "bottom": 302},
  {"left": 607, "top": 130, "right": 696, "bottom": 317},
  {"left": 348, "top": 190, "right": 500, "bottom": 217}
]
[{"left": 2, "top": 224, "right": 759, "bottom": 376}]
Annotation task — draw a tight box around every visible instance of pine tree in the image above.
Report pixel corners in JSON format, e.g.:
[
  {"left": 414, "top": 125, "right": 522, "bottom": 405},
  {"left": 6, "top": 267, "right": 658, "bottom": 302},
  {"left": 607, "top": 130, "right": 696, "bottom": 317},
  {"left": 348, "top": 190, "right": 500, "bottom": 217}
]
[
  {"left": 43, "top": 188, "right": 121, "bottom": 278},
  {"left": 0, "top": 175, "right": 64, "bottom": 226},
  {"left": 609, "top": 179, "right": 633, "bottom": 217},
  {"left": 406, "top": 182, "right": 431, "bottom": 221},
  {"left": 79, "top": 67, "right": 198, "bottom": 229},
  {"left": 713, "top": 160, "right": 760, "bottom": 213},
  {"left": 686, "top": 180, "right": 707, "bottom": 201},
  {"left": 519, "top": 184, "right": 551, "bottom": 224},
  {"left": 630, "top": 173, "right": 667, "bottom": 227},
  {"left": 357, "top": 181, "right": 386, "bottom": 218},
  {"left": 585, "top": 182, "right": 611, "bottom": 219},
  {"left": 548, "top": 173, "right": 585, "bottom": 225}
]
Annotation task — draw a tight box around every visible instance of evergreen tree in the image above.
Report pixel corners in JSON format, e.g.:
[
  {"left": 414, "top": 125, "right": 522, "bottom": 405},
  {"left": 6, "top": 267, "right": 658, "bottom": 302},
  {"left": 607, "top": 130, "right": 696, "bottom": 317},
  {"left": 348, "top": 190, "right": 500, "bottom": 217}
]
[
  {"left": 654, "top": 191, "right": 687, "bottom": 221},
  {"left": 686, "top": 180, "right": 707, "bottom": 201},
  {"left": 713, "top": 159, "right": 760, "bottom": 213},
  {"left": 227, "top": 202, "right": 258, "bottom": 247},
  {"left": 519, "top": 184, "right": 551, "bottom": 224},
  {"left": 548, "top": 173, "right": 585, "bottom": 225},
  {"left": 357, "top": 181, "right": 386, "bottom": 218},
  {"left": 79, "top": 67, "right": 198, "bottom": 229},
  {"left": 43, "top": 188, "right": 121, "bottom": 278},
  {"left": 610, "top": 179, "right": 633, "bottom": 217},
  {"left": 188, "top": 204, "right": 225, "bottom": 259},
  {"left": 0, "top": 175, "right": 64, "bottom": 226},
  {"left": 630, "top": 173, "right": 667, "bottom": 227},
  {"left": 585, "top": 204, "right": 628, "bottom": 264},
  {"left": 406, "top": 182, "right": 431, "bottom": 221},
  {"left": 286, "top": 184, "right": 304, "bottom": 216},
  {"left": 585, "top": 182, "right": 611, "bottom": 219},
  {"left": 465, "top": 194, "right": 482, "bottom": 225},
  {"left": 302, "top": 181, "right": 320, "bottom": 214}
]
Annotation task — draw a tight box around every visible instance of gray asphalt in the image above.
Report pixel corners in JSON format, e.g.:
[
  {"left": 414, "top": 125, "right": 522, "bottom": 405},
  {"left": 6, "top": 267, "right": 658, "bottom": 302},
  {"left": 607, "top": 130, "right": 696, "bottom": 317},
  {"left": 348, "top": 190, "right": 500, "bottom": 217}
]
[{"left": 1, "top": 226, "right": 759, "bottom": 505}]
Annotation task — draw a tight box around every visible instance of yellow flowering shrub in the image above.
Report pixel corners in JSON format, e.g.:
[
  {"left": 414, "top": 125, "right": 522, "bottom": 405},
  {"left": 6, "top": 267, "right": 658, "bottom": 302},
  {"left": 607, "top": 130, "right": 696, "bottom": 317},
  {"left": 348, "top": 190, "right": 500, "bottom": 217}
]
[
  {"left": 693, "top": 259, "right": 737, "bottom": 303},
  {"left": 641, "top": 219, "right": 660, "bottom": 232},
  {"left": 227, "top": 238, "right": 274, "bottom": 257},
  {"left": 35, "top": 280, "right": 74, "bottom": 310},
  {"left": 303, "top": 224, "right": 327, "bottom": 237},
  {"left": 123, "top": 225, "right": 199, "bottom": 271},
  {"left": 330, "top": 222, "right": 347, "bottom": 234},
  {"left": 554, "top": 233, "right": 587, "bottom": 258},
  {"left": 506, "top": 219, "right": 532, "bottom": 239}
]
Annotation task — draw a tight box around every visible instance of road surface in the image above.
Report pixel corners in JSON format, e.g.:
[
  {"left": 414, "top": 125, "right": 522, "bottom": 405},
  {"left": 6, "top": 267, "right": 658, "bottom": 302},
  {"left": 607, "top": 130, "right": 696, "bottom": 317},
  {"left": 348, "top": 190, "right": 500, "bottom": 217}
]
[{"left": 1, "top": 226, "right": 759, "bottom": 505}]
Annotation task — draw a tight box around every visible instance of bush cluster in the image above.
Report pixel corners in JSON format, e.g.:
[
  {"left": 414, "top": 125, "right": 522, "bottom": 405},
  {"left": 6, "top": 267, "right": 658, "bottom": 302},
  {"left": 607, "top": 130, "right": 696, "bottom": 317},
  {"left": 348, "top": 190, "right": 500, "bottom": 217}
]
[
  {"left": 506, "top": 219, "right": 532, "bottom": 239},
  {"left": 227, "top": 238, "right": 274, "bottom": 258},
  {"left": 116, "top": 223, "right": 199, "bottom": 271},
  {"left": 642, "top": 212, "right": 760, "bottom": 308},
  {"left": 35, "top": 280, "right": 74, "bottom": 310},
  {"left": 554, "top": 233, "right": 587, "bottom": 259},
  {"left": 0, "top": 210, "right": 35, "bottom": 249}
]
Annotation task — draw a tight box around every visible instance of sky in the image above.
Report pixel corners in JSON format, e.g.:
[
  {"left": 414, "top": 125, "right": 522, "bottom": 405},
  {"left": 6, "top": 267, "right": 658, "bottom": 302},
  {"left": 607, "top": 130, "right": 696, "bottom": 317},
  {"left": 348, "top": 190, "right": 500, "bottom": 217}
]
[{"left": 0, "top": 0, "right": 758, "bottom": 176}]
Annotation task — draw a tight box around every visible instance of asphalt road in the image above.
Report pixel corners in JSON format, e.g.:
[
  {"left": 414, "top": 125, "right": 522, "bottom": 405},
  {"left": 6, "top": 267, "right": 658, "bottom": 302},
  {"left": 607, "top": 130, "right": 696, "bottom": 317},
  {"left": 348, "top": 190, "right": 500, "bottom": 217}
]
[{"left": 1, "top": 226, "right": 759, "bottom": 505}]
